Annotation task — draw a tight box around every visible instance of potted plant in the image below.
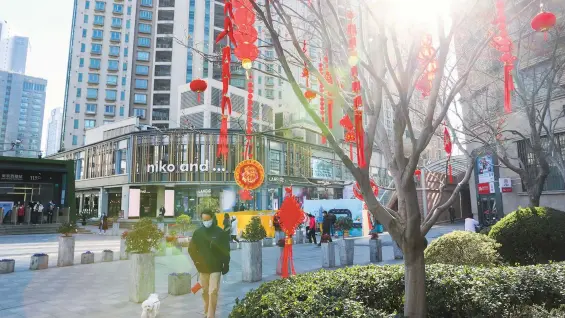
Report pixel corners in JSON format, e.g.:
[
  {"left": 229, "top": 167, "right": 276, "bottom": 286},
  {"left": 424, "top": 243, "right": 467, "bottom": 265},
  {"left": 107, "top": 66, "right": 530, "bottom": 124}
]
[
  {"left": 57, "top": 222, "right": 77, "bottom": 267},
  {"left": 241, "top": 216, "right": 267, "bottom": 282},
  {"left": 78, "top": 210, "right": 89, "bottom": 226},
  {"left": 335, "top": 217, "right": 353, "bottom": 238},
  {"left": 125, "top": 218, "right": 163, "bottom": 303},
  {"left": 120, "top": 231, "right": 129, "bottom": 260},
  {"left": 0, "top": 259, "right": 15, "bottom": 274},
  {"left": 320, "top": 234, "right": 335, "bottom": 268},
  {"left": 81, "top": 251, "right": 94, "bottom": 264},
  {"left": 176, "top": 214, "right": 192, "bottom": 237}
]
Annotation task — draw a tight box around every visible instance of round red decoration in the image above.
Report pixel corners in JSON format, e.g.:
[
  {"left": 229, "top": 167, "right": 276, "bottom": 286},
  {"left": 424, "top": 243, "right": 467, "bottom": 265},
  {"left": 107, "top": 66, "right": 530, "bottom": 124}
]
[
  {"left": 234, "top": 43, "right": 259, "bottom": 69},
  {"left": 531, "top": 11, "right": 556, "bottom": 32},
  {"left": 189, "top": 78, "right": 207, "bottom": 102},
  {"left": 304, "top": 90, "right": 317, "bottom": 102},
  {"left": 234, "top": 8, "right": 256, "bottom": 25},
  {"left": 233, "top": 0, "right": 250, "bottom": 9},
  {"left": 234, "top": 26, "right": 258, "bottom": 45},
  {"left": 344, "top": 131, "right": 355, "bottom": 143},
  {"left": 353, "top": 180, "right": 379, "bottom": 201},
  {"left": 234, "top": 159, "right": 265, "bottom": 190}
]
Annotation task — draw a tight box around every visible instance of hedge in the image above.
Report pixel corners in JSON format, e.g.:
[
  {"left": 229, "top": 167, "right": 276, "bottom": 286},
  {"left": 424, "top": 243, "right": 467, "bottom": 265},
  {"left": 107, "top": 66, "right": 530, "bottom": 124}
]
[
  {"left": 489, "top": 207, "right": 565, "bottom": 265},
  {"left": 424, "top": 231, "right": 501, "bottom": 266},
  {"left": 230, "top": 263, "right": 565, "bottom": 317}
]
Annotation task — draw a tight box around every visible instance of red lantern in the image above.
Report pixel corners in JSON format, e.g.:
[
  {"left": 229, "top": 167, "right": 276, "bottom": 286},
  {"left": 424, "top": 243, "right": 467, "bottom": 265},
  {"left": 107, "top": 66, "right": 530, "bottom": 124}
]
[
  {"left": 189, "top": 79, "right": 207, "bottom": 102},
  {"left": 234, "top": 26, "right": 258, "bottom": 45},
  {"left": 304, "top": 90, "right": 317, "bottom": 102},
  {"left": 234, "top": 43, "right": 259, "bottom": 70},
  {"left": 531, "top": 11, "right": 556, "bottom": 33},
  {"left": 234, "top": 8, "right": 256, "bottom": 25}
]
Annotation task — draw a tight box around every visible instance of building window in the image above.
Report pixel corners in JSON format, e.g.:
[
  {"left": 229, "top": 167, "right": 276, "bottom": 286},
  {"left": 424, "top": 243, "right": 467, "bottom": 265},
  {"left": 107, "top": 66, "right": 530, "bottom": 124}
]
[
  {"left": 153, "top": 79, "right": 170, "bottom": 91},
  {"left": 135, "top": 79, "right": 148, "bottom": 89},
  {"left": 137, "top": 51, "right": 150, "bottom": 61},
  {"left": 155, "top": 51, "right": 172, "bottom": 62},
  {"left": 105, "top": 105, "right": 115, "bottom": 115},
  {"left": 78, "top": 73, "right": 83, "bottom": 82},
  {"left": 91, "top": 43, "right": 102, "bottom": 54},
  {"left": 79, "top": 58, "right": 84, "bottom": 67},
  {"left": 95, "top": 1, "right": 105, "bottom": 11},
  {"left": 124, "top": 48, "right": 129, "bottom": 57},
  {"left": 134, "top": 94, "right": 147, "bottom": 104},
  {"left": 82, "top": 29, "right": 87, "bottom": 38},
  {"left": 76, "top": 88, "right": 82, "bottom": 97},
  {"left": 139, "top": 10, "right": 153, "bottom": 20},
  {"left": 122, "top": 76, "right": 127, "bottom": 85},
  {"left": 88, "top": 73, "right": 99, "bottom": 84},
  {"left": 127, "top": 6, "right": 132, "bottom": 15},
  {"left": 120, "top": 91, "right": 126, "bottom": 101},
  {"left": 72, "top": 135, "right": 78, "bottom": 146},
  {"left": 153, "top": 93, "right": 170, "bottom": 105},
  {"left": 152, "top": 108, "right": 169, "bottom": 120},
  {"left": 93, "top": 15, "right": 104, "bottom": 25},
  {"left": 86, "top": 103, "right": 97, "bottom": 114},
  {"left": 80, "top": 43, "right": 86, "bottom": 52},
  {"left": 135, "top": 65, "right": 149, "bottom": 75},
  {"left": 89, "top": 58, "right": 101, "bottom": 69},
  {"left": 113, "top": 3, "right": 124, "bottom": 14},
  {"left": 158, "top": 10, "right": 174, "bottom": 21},
  {"left": 139, "top": 23, "right": 152, "bottom": 33},
  {"left": 110, "top": 31, "right": 121, "bottom": 42},
  {"left": 111, "top": 17, "right": 122, "bottom": 28},
  {"left": 84, "top": 119, "right": 96, "bottom": 129},
  {"left": 156, "top": 37, "right": 172, "bottom": 48},
  {"left": 123, "top": 62, "right": 128, "bottom": 71},
  {"left": 141, "top": 0, "right": 153, "bottom": 6},
  {"left": 86, "top": 88, "right": 98, "bottom": 99},
  {"left": 137, "top": 37, "right": 151, "bottom": 47},
  {"left": 92, "top": 29, "right": 103, "bottom": 39},
  {"left": 103, "top": 120, "right": 114, "bottom": 124},
  {"left": 108, "top": 60, "right": 119, "bottom": 71},
  {"left": 133, "top": 108, "right": 147, "bottom": 118},
  {"left": 154, "top": 65, "right": 171, "bottom": 76},
  {"left": 157, "top": 24, "right": 173, "bottom": 34},
  {"left": 85, "top": 1, "right": 90, "bottom": 9},
  {"left": 105, "top": 89, "right": 117, "bottom": 101},
  {"left": 107, "top": 75, "right": 118, "bottom": 86},
  {"left": 75, "top": 104, "right": 80, "bottom": 113},
  {"left": 73, "top": 119, "right": 79, "bottom": 129},
  {"left": 109, "top": 46, "right": 120, "bottom": 56},
  {"left": 119, "top": 106, "right": 125, "bottom": 116},
  {"left": 125, "top": 34, "right": 129, "bottom": 43}
]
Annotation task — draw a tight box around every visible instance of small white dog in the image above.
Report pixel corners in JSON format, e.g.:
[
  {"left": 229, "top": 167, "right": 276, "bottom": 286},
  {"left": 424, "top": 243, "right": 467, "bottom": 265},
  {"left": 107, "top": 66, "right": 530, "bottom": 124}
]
[{"left": 141, "top": 293, "right": 160, "bottom": 318}]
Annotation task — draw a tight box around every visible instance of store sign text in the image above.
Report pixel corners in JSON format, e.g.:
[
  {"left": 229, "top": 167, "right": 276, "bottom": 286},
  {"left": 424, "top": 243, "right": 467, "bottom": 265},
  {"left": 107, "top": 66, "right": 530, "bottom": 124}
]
[{"left": 147, "top": 161, "right": 211, "bottom": 173}]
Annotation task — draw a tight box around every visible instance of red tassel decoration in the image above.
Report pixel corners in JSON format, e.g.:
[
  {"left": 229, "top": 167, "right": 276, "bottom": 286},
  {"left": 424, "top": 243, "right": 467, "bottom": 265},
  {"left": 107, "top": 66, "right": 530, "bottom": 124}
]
[
  {"left": 217, "top": 115, "right": 229, "bottom": 157},
  {"left": 503, "top": 61, "right": 514, "bottom": 113},
  {"left": 349, "top": 143, "right": 353, "bottom": 159},
  {"left": 324, "top": 54, "right": 333, "bottom": 128},
  {"left": 318, "top": 61, "right": 326, "bottom": 144},
  {"left": 448, "top": 163, "right": 453, "bottom": 183},
  {"left": 244, "top": 75, "right": 254, "bottom": 159},
  {"left": 494, "top": 1, "right": 517, "bottom": 114},
  {"left": 281, "top": 236, "right": 296, "bottom": 278},
  {"left": 354, "top": 109, "right": 366, "bottom": 167}
]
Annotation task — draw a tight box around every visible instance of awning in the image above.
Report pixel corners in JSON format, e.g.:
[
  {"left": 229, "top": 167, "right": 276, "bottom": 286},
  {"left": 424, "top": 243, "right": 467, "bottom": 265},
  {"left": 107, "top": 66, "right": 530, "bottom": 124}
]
[{"left": 422, "top": 155, "right": 469, "bottom": 178}]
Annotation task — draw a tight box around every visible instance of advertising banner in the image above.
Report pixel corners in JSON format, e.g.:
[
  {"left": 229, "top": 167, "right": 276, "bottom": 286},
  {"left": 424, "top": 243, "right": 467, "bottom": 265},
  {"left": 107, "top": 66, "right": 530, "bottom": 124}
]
[
  {"left": 477, "top": 183, "right": 490, "bottom": 195},
  {"left": 476, "top": 155, "right": 495, "bottom": 183}
]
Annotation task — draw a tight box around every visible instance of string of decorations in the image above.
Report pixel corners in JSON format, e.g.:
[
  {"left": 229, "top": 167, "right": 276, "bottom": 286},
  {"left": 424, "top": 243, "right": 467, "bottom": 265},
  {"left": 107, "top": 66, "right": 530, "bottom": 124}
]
[
  {"left": 415, "top": 34, "right": 437, "bottom": 98},
  {"left": 443, "top": 123, "right": 453, "bottom": 183},
  {"left": 318, "top": 60, "right": 326, "bottom": 144},
  {"left": 492, "top": 0, "right": 517, "bottom": 113},
  {"left": 323, "top": 53, "right": 334, "bottom": 129}
]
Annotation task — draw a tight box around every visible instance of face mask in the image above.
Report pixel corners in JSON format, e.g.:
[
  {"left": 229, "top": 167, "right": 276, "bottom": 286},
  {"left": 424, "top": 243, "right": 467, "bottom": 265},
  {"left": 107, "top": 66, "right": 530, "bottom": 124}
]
[{"left": 203, "top": 220, "right": 213, "bottom": 228}]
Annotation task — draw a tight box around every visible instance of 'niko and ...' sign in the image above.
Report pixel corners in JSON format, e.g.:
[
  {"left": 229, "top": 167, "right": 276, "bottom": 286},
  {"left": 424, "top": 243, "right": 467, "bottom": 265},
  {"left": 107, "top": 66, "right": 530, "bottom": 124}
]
[{"left": 146, "top": 160, "right": 225, "bottom": 173}]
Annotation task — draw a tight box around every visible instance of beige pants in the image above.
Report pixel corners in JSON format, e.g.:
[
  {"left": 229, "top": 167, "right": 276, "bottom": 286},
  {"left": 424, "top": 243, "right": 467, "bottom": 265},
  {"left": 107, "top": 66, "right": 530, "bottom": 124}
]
[{"left": 200, "top": 272, "right": 221, "bottom": 318}]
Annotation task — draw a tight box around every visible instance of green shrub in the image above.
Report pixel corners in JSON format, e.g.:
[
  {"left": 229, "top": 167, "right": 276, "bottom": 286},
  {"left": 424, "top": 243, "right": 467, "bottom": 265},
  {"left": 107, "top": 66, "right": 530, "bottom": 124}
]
[
  {"left": 229, "top": 263, "right": 565, "bottom": 318},
  {"left": 489, "top": 207, "right": 565, "bottom": 265},
  {"left": 424, "top": 231, "right": 501, "bottom": 266},
  {"left": 175, "top": 214, "right": 192, "bottom": 233},
  {"left": 335, "top": 216, "right": 353, "bottom": 231},
  {"left": 125, "top": 218, "right": 163, "bottom": 254},
  {"left": 57, "top": 222, "right": 78, "bottom": 237},
  {"left": 242, "top": 216, "right": 266, "bottom": 241}
]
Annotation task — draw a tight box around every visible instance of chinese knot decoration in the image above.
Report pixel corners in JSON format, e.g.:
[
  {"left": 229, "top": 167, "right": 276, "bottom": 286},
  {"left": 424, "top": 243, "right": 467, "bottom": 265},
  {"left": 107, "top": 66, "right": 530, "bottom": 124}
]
[
  {"left": 324, "top": 53, "right": 334, "bottom": 129},
  {"left": 347, "top": 10, "right": 366, "bottom": 168},
  {"left": 531, "top": 3, "right": 556, "bottom": 40},
  {"left": 318, "top": 60, "right": 326, "bottom": 144},
  {"left": 416, "top": 34, "right": 437, "bottom": 98},
  {"left": 189, "top": 78, "right": 208, "bottom": 103},
  {"left": 493, "top": 0, "right": 517, "bottom": 113},
  {"left": 340, "top": 114, "right": 356, "bottom": 160},
  {"left": 277, "top": 187, "right": 304, "bottom": 278},
  {"left": 353, "top": 180, "right": 379, "bottom": 201},
  {"left": 443, "top": 124, "right": 453, "bottom": 183}
]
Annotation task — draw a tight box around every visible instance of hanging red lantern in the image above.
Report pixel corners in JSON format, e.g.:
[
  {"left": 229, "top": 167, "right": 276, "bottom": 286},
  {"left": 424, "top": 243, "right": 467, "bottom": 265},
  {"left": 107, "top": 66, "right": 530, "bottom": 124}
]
[
  {"left": 234, "top": 43, "right": 259, "bottom": 70},
  {"left": 493, "top": 0, "right": 517, "bottom": 113},
  {"left": 189, "top": 79, "right": 207, "bottom": 102},
  {"left": 239, "top": 189, "right": 253, "bottom": 201},
  {"left": 234, "top": 25, "right": 258, "bottom": 45},
  {"left": 443, "top": 125, "right": 453, "bottom": 183},
  {"left": 531, "top": 6, "right": 556, "bottom": 39},
  {"left": 234, "top": 8, "right": 256, "bottom": 25},
  {"left": 304, "top": 90, "right": 317, "bottom": 102}
]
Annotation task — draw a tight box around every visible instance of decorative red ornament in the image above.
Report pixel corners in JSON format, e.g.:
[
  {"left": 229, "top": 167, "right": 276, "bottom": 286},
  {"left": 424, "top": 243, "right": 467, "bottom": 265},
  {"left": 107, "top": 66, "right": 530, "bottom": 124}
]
[
  {"left": 277, "top": 187, "right": 304, "bottom": 278},
  {"left": 304, "top": 90, "right": 317, "bottom": 102},
  {"left": 324, "top": 54, "right": 333, "bottom": 128},
  {"left": 531, "top": 6, "right": 556, "bottom": 41},
  {"left": 416, "top": 34, "right": 437, "bottom": 98},
  {"left": 493, "top": 0, "right": 517, "bottom": 113},
  {"left": 234, "top": 159, "right": 265, "bottom": 190},
  {"left": 347, "top": 9, "right": 365, "bottom": 168},
  {"left": 233, "top": 25, "right": 258, "bottom": 45},
  {"left": 443, "top": 125, "right": 453, "bottom": 183},
  {"left": 233, "top": 2, "right": 257, "bottom": 70},
  {"left": 239, "top": 189, "right": 253, "bottom": 201},
  {"left": 189, "top": 79, "right": 207, "bottom": 102},
  {"left": 341, "top": 114, "right": 356, "bottom": 160},
  {"left": 302, "top": 40, "right": 310, "bottom": 88},
  {"left": 353, "top": 180, "right": 379, "bottom": 201},
  {"left": 234, "top": 44, "right": 259, "bottom": 69},
  {"left": 318, "top": 61, "right": 326, "bottom": 144}
]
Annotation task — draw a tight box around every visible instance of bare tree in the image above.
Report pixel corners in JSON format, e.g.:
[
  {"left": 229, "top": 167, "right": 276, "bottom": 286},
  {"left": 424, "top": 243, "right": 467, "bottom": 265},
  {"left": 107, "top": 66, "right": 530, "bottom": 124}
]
[{"left": 247, "top": 0, "right": 490, "bottom": 315}]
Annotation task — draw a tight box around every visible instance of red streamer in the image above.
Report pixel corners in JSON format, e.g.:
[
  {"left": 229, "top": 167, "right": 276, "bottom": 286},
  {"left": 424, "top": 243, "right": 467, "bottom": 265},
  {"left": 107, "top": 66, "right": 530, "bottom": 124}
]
[
  {"left": 493, "top": 0, "right": 516, "bottom": 113},
  {"left": 324, "top": 54, "right": 333, "bottom": 128},
  {"left": 217, "top": 115, "right": 229, "bottom": 158},
  {"left": 318, "top": 61, "right": 326, "bottom": 144},
  {"left": 448, "top": 163, "right": 453, "bottom": 183},
  {"left": 281, "top": 236, "right": 296, "bottom": 278}
]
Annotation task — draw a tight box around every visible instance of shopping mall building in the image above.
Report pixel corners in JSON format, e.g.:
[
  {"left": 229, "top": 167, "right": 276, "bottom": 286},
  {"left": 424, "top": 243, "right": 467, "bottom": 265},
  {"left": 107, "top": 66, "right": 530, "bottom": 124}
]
[{"left": 48, "top": 119, "right": 388, "bottom": 221}]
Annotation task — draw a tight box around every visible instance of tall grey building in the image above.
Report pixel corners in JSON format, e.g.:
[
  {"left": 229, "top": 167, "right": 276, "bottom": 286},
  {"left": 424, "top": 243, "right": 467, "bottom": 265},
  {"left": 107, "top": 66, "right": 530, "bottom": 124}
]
[
  {"left": 0, "top": 20, "right": 29, "bottom": 74},
  {"left": 0, "top": 70, "right": 47, "bottom": 157},
  {"left": 46, "top": 107, "right": 63, "bottom": 156}
]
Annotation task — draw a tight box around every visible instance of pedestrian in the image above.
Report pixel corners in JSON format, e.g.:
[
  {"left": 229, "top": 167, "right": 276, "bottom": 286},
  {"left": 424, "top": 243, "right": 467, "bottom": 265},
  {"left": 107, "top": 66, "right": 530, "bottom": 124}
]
[
  {"left": 17, "top": 203, "right": 25, "bottom": 224},
  {"left": 329, "top": 212, "right": 337, "bottom": 237},
  {"left": 449, "top": 206, "right": 456, "bottom": 224},
  {"left": 99, "top": 215, "right": 108, "bottom": 234},
  {"left": 318, "top": 211, "right": 332, "bottom": 246},
  {"left": 159, "top": 205, "right": 165, "bottom": 217},
  {"left": 47, "top": 201, "right": 55, "bottom": 224},
  {"left": 188, "top": 209, "right": 230, "bottom": 318},
  {"left": 230, "top": 216, "right": 239, "bottom": 243},
  {"left": 464, "top": 214, "right": 479, "bottom": 232},
  {"left": 222, "top": 213, "right": 231, "bottom": 234},
  {"left": 308, "top": 214, "right": 317, "bottom": 244}
]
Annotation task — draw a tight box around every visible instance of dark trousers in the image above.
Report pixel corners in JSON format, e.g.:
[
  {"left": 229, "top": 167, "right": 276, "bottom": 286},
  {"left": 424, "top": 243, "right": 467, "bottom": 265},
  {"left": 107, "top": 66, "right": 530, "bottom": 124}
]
[
  {"left": 318, "top": 231, "right": 332, "bottom": 245},
  {"left": 231, "top": 235, "right": 240, "bottom": 243},
  {"left": 47, "top": 213, "right": 53, "bottom": 224},
  {"left": 308, "top": 228, "right": 317, "bottom": 244}
]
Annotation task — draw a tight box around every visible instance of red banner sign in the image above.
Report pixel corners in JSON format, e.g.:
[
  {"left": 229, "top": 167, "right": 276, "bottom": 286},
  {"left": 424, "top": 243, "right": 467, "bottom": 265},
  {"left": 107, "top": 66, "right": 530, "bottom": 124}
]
[{"left": 477, "top": 183, "right": 490, "bottom": 195}]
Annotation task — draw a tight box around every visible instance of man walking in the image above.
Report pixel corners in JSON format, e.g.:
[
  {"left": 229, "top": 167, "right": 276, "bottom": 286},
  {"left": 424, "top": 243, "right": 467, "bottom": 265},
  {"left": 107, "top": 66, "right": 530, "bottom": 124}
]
[
  {"left": 188, "top": 209, "right": 230, "bottom": 318},
  {"left": 448, "top": 206, "right": 456, "bottom": 223},
  {"left": 318, "top": 211, "right": 333, "bottom": 246}
]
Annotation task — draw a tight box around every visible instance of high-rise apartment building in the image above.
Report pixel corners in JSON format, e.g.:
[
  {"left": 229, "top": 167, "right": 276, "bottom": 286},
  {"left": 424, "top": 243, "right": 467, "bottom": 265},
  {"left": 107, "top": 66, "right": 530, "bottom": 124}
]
[
  {"left": 46, "top": 107, "right": 63, "bottom": 156},
  {"left": 0, "top": 20, "right": 30, "bottom": 73},
  {"left": 0, "top": 70, "right": 46, "bottom": 157}
]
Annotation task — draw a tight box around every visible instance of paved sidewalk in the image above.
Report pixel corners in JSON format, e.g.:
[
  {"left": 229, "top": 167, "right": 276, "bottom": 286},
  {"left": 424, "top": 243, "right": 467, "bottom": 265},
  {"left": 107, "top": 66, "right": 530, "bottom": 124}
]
[{"left": 0, "top": 223, "right": 463, "bottom": 318}]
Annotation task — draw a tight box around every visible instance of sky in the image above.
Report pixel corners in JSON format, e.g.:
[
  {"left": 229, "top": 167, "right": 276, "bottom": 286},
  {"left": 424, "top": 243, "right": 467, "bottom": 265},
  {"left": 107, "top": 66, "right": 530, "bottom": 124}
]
[{"left": 2, "top": 0, "right": 74, "bottom": 153}]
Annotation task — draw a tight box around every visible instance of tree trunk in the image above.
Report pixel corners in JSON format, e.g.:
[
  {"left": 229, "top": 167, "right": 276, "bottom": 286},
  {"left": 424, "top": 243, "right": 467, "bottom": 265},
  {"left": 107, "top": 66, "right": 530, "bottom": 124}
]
[{"left": 404, "top": 245, "right": 427, "bottom": 317}]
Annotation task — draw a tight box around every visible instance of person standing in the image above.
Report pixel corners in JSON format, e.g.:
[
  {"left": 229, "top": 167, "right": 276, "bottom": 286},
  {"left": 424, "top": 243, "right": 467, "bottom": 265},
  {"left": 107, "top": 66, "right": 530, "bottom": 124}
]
[
  {"left": 17, "top": 203, "right": 25, "bottom": 224},
  {"left": 318, "top": 211, "right": 333, "bottom": 246},
  {"left": 188, "top": 209, "right": 230, "bottom": 318},
  {"left": 99, "top": 215, "right": 108, "bottom": 234},
  {"left": 222, "top": 213, "right": 231, "bottom": 234},
  {"left": 329, "top": 212, "right": 337, "bottom": 237},
  {"left": 230, "top": 216, "right": 239, "bottom": 243},
  {"left": 465, "top": 214, "right": 479, "bottom": 232},
  {"left": 159, "top": 206, "right": 166, "bottom": 217},
  {"left": 449, "top": 206, "right": 456, "bottom": 224},
  {"left": 308, "top": 214, "right": 317, "bottom": 244}
]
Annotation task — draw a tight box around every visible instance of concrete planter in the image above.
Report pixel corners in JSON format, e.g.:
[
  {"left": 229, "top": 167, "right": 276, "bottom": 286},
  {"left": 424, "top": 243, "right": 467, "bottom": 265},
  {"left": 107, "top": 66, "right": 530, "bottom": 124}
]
[
  {"left": 102, "top": 250, "right": 114, "bottom": 262},
  {"left": 241, "top": 241, "right": 262, "bottom": 282},
  {"left": 171, "top": 246, "right": 182, "bottom": 256},
  {"left": 393, "top": 241, "right": 404, "bottom": 260},
  {"left": 168, "top": 273, "right": 191, "bottom": 296},
  {"left": 339, "top": 238, "right": 355, "bottom": 266},
  {"left": 129, "top": 253, "right": 155, "bottom": 303},
  {"left": 230, "top": 242, "right": 238, "bottom": 250},
  {"left": 30, "top": 254, "right": 49, "bottom": 270},
  {"left": 57, "top": 236, "right": 75, "bottom": 267},
  {"left": 81, "top": 252, "right": 95, "bottom": 264},
  {"left": 321, "top": 242, "right": 336, "bottom": 268},
  {"left": 120, "top": 239, "right": 129, "bottom": 260},
  {"left": 293, "top": 231, "right": 304, "bottom": 244},
  {"left": 182, "top": 247, "right": 189, "bottom": 255},
  {"left": 262, "top": 237, "right": 273, "bottom": 247},
  {"left": 0, "top": 259, "right": 15, "bottom": 274},
  {"left": 111, "top": 222, "right": 120, "bottom": 236},
  {"left": 369, "top": 239, "right": 383, "bottom": 263}
]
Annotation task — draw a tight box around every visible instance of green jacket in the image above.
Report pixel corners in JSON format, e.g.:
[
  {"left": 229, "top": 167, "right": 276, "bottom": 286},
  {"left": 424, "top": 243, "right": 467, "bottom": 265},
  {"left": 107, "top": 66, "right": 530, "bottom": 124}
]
[{"left": 188, "top": 225, "right": 230, "bottom": 273}]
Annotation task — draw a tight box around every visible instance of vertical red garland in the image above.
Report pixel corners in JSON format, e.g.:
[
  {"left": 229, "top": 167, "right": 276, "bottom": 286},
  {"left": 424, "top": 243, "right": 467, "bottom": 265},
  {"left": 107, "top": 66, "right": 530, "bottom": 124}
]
[
  {"left": 340, "top": 114, "right": 355, "bottom": 160},
  {"left": 245, "top": 76, "right": 253, "bottom": 159},
  {"left": 347, "top": 10, "right": 366, "bottom": 168},
  {"left": 493, "top": 0, "right": 516, "bottom": 113},
  {"left": 318, "top": 61, "right": 326, "bottom": 144},
  {"left": 324, "top": 54, "right": 333, "bottom": 128},
  {"left": 416, "top": 35, "right": 437, "bottom": 98},
  {"left": 443, "top": 124, "right": 453, "bottom": 183},
  {"left": 302, "top": 40, "right": 309, "bottom": 88}
]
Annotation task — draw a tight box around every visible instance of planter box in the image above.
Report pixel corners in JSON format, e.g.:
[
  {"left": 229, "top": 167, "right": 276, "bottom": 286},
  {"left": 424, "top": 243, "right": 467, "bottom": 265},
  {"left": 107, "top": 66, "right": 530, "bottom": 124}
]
[
  {"left": 230, "top": 242, "right": 238, "bottom": 250},
  {"left": 241, "top": 241, "right": 262, "bottom": 282},
  {"left": 263, "top": 237, "right": 273, "bottom": 247},
  {"left": 81, "top": 252, "right": 95, "bottom": 264},
  {"left": 30, "top": 254, "right": 49, "bottom": 270},
  {"left": 57, "top": 236, "right": 75, "bottom": 267},
  {"left": 120, "top": 239, "right": 129, "bottom": 260},
  {"left": 102, "top": 250, "right": 114, "bottom": 262},
  {"left": 129, "top": 253, "right": 156, "bottom": 303},
  {"left": 168, "top": 273, "right": 191, "bottom": 296},
  {"left": 321, "top": 242, "right": 336, "bottom": 268},
  {"left": 0, "top": 260, "right": 15, "bottom": 274},
  {"left": 339, "top": 238, "right": 355, "bottom": 266},
  {"left": 172, "top": 247, "right": 182, "bottom": 256},
  {"left": 393, "top": 241, "right": 404, "bottom": 260},
  {"left": 369, "top": 239, "right": 383, "bottom": 263}
]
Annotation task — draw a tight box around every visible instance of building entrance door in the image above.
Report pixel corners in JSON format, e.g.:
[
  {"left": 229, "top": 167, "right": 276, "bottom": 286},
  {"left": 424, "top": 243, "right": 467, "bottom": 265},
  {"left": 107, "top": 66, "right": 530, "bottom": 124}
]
[{"left": 478, "top": 196, "right": 499, "bottom": 226}]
